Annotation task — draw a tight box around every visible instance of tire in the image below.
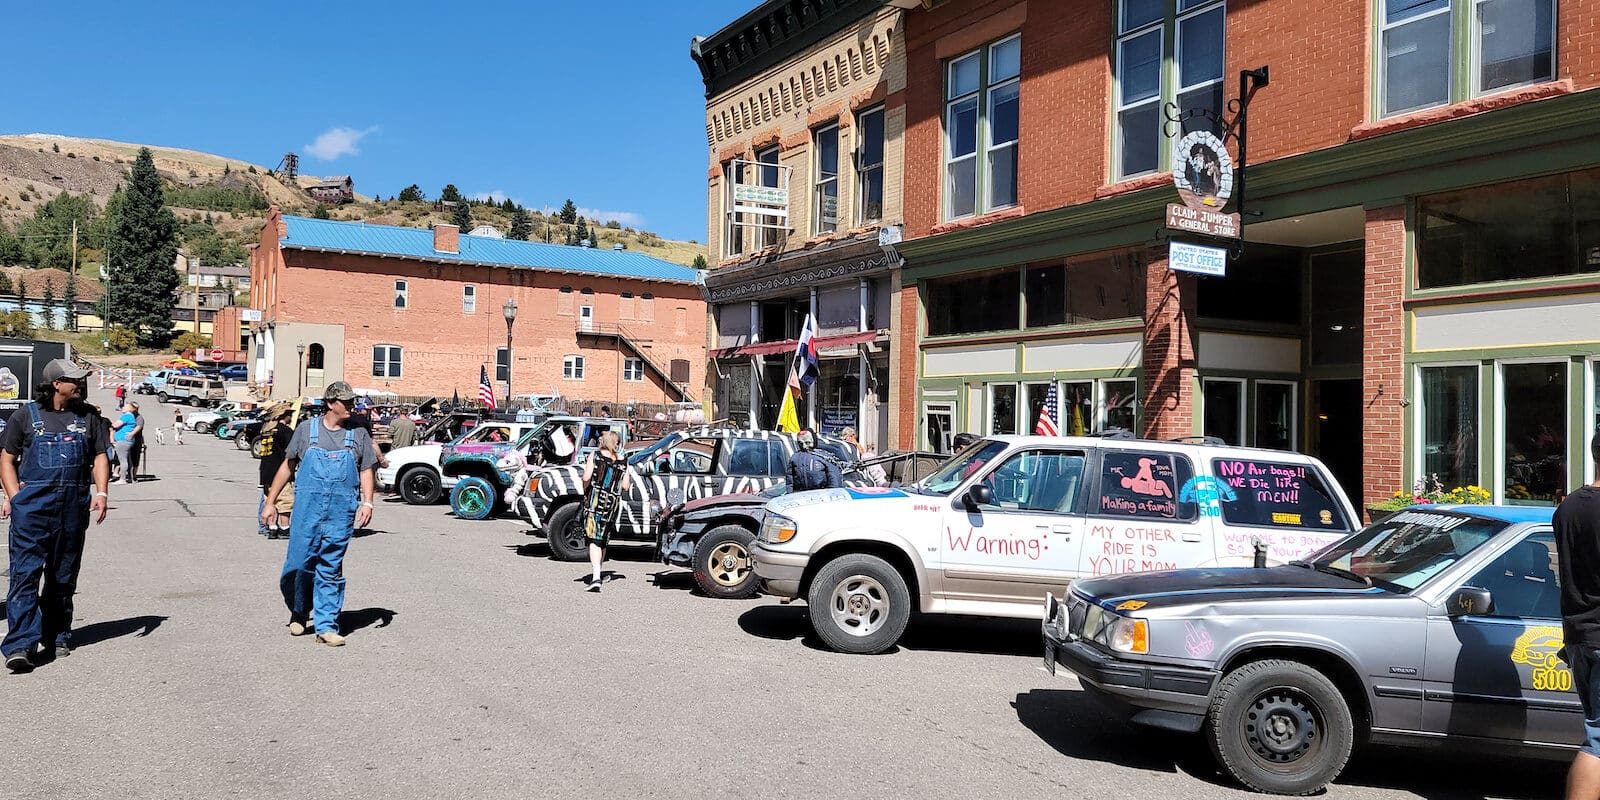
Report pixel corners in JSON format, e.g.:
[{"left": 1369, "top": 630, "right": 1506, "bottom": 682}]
[
  {"left": 450, "top": 476, "right": 497, "bottom": 521},
  {"left": 545, "top": 502, "right": 587, "bottom": 561},
  {"left": 1205, "top": 659, "right": 1355, "bottom": 796},
  {"left": 692, "top": 525, "right": 760, "bottom": 599},
  {"left": 157, "top": 392, "right": 169, "bottom": 404},
  {"left": 805, "top": 553, "right": 911, "bottom": 655},
  {"left": 193, "top": 421, "right": 213, "bottom": 435},
  {"left": 235, "top": 431, "right": 252, "bottom": 451},
  {"left": 398, "top": 466, "right": 442, "bottom": 505}
]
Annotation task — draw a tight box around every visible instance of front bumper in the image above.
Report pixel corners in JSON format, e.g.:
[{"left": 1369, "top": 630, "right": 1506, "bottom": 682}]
[
  {"left": 751, "top": 541, "right": 809, "bottom": 599},
  {"left": 376, "top": 468, "right": 397, "bottom": 489},
  {"left": 1043, "top": 633, "right": 1217, "bottom": 732}
]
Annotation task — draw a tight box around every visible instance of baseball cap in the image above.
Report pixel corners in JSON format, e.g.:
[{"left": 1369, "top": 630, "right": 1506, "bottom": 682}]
[
  {"left": 43, "top": 358, "right": 91, "bottom": 383},
  {"left": 323, "top": 381, "right": 357, "bottom": 402}
]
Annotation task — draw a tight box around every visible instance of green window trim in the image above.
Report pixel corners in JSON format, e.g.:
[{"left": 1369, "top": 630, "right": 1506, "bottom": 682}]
[
  {"left": 1372, "top": 0, "right": 1558, "bottom": 120},
  {"left": 1112, "top": 0, "right": 1227, "bottom": 182}
]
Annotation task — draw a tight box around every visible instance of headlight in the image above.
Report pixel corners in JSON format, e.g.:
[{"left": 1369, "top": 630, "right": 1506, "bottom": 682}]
[
  {"left": 761, "top": 514, "right": 797, "bottom": 544},
  {"left": 1106, "top": 617, "right": 1149, "bottom": 654}
]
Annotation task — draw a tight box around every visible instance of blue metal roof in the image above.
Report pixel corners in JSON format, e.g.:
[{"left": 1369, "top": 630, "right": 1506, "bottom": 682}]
[
  {"left": 1413, "top": 504, "right": 1555, "bottom": 524},
  {"left": 278, "top": 215, "right": 703, "bottom": 285}
]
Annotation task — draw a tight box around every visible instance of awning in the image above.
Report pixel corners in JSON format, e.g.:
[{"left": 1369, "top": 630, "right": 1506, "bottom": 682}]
[{"left": 714, "top": 330, "right": 887, "bottom": 359}]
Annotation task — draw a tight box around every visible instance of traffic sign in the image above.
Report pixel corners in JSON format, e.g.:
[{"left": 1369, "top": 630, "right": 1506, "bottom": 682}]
[{"left": 210, "top": 350, "right": 224, "bottom": 362}]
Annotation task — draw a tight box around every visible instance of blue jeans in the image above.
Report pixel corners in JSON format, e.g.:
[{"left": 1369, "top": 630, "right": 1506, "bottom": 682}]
[
  {"left": 1567, "top": 643, "right": 1600, "bottom": 757},
  {"left": 278, "top": 423, "right": 360, "bottom": 634}
]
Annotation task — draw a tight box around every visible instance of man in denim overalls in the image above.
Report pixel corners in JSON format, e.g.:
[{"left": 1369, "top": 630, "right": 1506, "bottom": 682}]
[
  {"left": 3, "top": 359, "right": 111, "bottom": 673},
  {"left": 261, "top": 382, "right": 376, "bottom": 647}
]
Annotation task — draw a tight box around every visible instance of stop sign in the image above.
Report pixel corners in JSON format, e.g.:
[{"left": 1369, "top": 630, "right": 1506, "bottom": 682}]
[{"left": 210, "top": 350, "right": 224, "bottom": 362}]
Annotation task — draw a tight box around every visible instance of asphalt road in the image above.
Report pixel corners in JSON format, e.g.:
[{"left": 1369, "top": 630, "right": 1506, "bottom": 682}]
[{"left": 1, "top": 402, "right": 1568, "bottom": 799}]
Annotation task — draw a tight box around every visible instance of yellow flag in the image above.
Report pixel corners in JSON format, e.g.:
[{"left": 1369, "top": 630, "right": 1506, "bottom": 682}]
[{"left": 776, "top": 385, "right": 800, "bottom": 433}]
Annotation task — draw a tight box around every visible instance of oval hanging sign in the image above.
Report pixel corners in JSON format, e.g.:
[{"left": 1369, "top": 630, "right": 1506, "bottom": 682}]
[{"left": 1172, "top": 130, "right": 1234, "bottom": 211}]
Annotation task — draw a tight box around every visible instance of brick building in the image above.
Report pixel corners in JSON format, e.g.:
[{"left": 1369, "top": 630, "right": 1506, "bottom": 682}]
[
  {"left": 872, "top": 0, "right": 1600, "bottom": 511},
  {"left": 248, "top": 209, "right": 707, "bottom": 405},
  {"left": 691, "top": 0, "right": 911, "bottom": 451}
]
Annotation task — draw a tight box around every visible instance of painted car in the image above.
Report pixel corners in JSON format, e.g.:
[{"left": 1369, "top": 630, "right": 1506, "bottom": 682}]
[
  {"left": 444, "top": 416, "right": 631, "bottom": 520},
  {"left": 376, "top": 420, "right": 544, "bottom": 505},
  {"left": 751, "top": 434, "right": 1359, "bottom": 655},
  {"left": 525, "top": 428, "right": 861, "bottom": 564},
  {"left": 1041, "top": 505, "right": 1575, "bottom": 795}
]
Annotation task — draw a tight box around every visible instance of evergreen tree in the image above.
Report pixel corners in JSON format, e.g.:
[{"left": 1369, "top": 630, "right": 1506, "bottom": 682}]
[
  {"left": 312, "top": 204, "right": 332, "bottom": 219},
  {"left": 16, "top": 275, "right": 27, "bottom": 308},
  {"left": 451, "top": 199, "right": 472, "bottom": 232},
  {"left": 508, "top": 207, "right": 533, "bottom": 241},
  {"left": 501, "top": 198, "right": 516, "bottom": 213},
  {"left": 17, "top": 191, "right": 100, "bottom": 270},
  {"left": 40, "top": 279, "right": 56, "bottom": 330},
  {"left": 398, "top": 184, "right": 424, "bottom": 202},
  {"left": 62, "top": 270, "right": 78, "bottom": 331},
  {"left": 692, "top": 254, "right": 708, "bottom": 269},
  {"left": 439, "top": 184, "right": 462, "bottom": 203},
  {"left": 559, "top": 199, "right": 578, "bottom": 224},
  {"left": 0, "top": 223, "right": 23, "bottom": 266},
  {"left": 106, "top": 147, "right": 181, "bottom": 346},
  {"left": 574, "top": 217, "right": 590, "bottom": 246},
  {"left": 0, "top": 273, "right": 13, "bottom": 296}
]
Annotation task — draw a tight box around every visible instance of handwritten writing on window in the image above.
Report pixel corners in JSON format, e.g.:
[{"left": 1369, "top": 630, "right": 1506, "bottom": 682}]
[
  {"left": 1212, "top": 459, "right": 1346, "bottom": 530},
  {"left": 1099, "top": 452, "right": 1191, "bottom": 520}
]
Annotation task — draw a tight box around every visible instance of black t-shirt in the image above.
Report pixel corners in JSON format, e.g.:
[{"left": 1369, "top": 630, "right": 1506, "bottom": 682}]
[
  {"left": 1, "top": 403, "right": 109, "bottom": 478},
  {"left": 257, "top": 420, "right": 296, "bottom": 489},
  {"left": 1556, "top": 486, "right": 1600, "bottom": 647}
]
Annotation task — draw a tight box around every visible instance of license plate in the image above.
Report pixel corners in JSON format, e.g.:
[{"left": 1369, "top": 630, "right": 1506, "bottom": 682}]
[{"left": 1042, "top": 640, "right": 1057, "bottom": 677}]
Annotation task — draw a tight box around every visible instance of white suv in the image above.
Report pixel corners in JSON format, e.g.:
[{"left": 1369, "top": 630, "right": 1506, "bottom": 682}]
[
  {"left": 751, "top": 434, "right": 1359, "bottom": 654},
  {"left": 377, "top": 420, "right": 544, "bottom": 505}
]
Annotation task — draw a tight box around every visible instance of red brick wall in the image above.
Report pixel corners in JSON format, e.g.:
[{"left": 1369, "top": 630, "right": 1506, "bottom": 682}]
[
  {"left": 895, "top": 282, "right": 920, "bottom": 449},
  {"left": 1362, "top": 206, "right": 1407, "bottom": 510},
  {"left": 1224, "top": 0, "right": 1367, "bottom": 164},
  {"left": 1140, "top": 249, "right": 1195, "bottom": 440},
  {"left": 268, "top": 248, "right": 706, "bottom": 405}
]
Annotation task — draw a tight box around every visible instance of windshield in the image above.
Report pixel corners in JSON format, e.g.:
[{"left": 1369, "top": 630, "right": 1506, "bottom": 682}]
[
  {"left": 1311, "top": 510, "right": 1509, "bottom": 591},
  {"left": 627, "top": 435, "right": 679, "bottom": 466},
  {"left": 458, "top": 425, "right": 513, "bottom": 445},
  {"left": 920, "top": 440, "right": 1008, "bottom": 495}
]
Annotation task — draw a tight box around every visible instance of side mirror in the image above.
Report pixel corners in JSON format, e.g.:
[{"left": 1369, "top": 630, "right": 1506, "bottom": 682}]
[
  {"left": 963, "top": 484, "right": 993, "bottom": 510},
  {"left": 1447, "top": 586, "right": 1494, "bottom": 617}
]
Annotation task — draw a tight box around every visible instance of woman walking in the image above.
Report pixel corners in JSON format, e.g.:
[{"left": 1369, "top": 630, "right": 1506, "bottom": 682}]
[
  {"left": 110, "top": 403, "right": 137, "bottom": 484},
  {"left": 579, "top": 431, "right": 630, "bottom": 592}
]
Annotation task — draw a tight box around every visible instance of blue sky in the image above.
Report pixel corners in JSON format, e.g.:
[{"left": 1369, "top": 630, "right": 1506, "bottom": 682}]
[{"left": 2, "top": 0, "right": 757, "bottom": 241}]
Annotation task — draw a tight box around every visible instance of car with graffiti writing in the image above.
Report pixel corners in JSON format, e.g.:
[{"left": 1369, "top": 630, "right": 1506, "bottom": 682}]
[
  {"left": 751, "top": 434, "right": 1358, "bottom": 655},
  {"left": 1040, "top": 505, "right": 1577, "bottom": 794}
]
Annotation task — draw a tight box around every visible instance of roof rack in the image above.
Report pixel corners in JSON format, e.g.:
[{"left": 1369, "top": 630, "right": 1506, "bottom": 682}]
[
  {"left": 1091, "top": 428, "right": 1136, "bottom": 440},
  {"left": 1169, "top": 435, "right": 1227, "bottom": 446}
]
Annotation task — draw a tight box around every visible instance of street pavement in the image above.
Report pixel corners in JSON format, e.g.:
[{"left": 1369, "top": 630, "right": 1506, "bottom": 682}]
[{"left": 1, "top": 400, "right": 1567, "bottom": 799}]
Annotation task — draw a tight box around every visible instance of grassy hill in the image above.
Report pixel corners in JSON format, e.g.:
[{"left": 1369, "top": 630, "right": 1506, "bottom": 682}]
[{"left": 0, "top": 134, "right": 706, "bottom": 267}]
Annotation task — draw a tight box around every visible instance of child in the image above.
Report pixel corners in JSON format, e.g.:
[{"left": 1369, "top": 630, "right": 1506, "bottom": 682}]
[{"left": 579, "top": 431, "right": 630, "bottom": 592}]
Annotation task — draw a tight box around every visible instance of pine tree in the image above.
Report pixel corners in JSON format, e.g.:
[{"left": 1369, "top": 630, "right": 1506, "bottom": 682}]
[
  {"left": 313, "top": 204, "right": 332, "bottom": 219},
  {"left": 40, "top": 279, "right": 56, "bottom": 330},
  {"left": 0, "top": 273, "right": 12, "bottom": 296},
  {"left": 16, "top": 276, "right": 27, "bottom": 312},
  {"left": 440, "top": 184, "right": 462, "bottom": 203},
  {"left": 0, "top": 223, "right": 22, "bottom": 266},
  {"left": 692, "top": 254, "right": 708, "bottom": 269},
  {"left": 451, "top": 199, "right": 472, "bottom": 232},
  {"left": 106, "top": 147, "right": 181, "bottom": 346},
  {"left": 559, "top": 199, "right": 578, "bottom": 224},
  {"left": 398, "top": 184, "right": 424, "bottom": 202},
  {"left": 574, "top": 217, "right": 590, "bottom": 246},
  {"left": 501, "top": 198, "right": 516, "bottom": 213},
  {"left": 508, "top": 208, "right": 533, "bottom": 241},
  {"left": 62, "top": 270, "right": 78, "bottom": 331}
]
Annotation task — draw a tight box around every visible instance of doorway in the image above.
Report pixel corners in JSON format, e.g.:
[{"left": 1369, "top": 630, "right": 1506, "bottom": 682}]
[{"left": 1311, "top": 379, "right": 1363, "bottom": 508}]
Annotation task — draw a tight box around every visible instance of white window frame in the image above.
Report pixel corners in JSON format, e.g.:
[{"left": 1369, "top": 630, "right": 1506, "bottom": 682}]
[
  {"left": 563, "top": 355, "right": 585, "bottom": 380},
  {"left": 1202, "top": 377, "right": 1248, "bottom": 446},
  {"left": 1469, "top": 0, "right": 1557, "bottom": 96},
  {"left": 923, "top": 400, "right": 957, "bottom": 453},
  {"left": 393, "top": 280, "right": 408, "bottom": 309},
  {"left": 985, "top": 381, "right": 1021, "bottom": 436},
  {"left": 463, "top": 284, "right": 476, "bottom": 314},
  {"left": 1114, "top": 0, "right": 1227, "bottom": 181},
  {"left": 813, "top": 123, "right": 840, "bottom": 235},
  {"left": 623, "top": 357, "right": 644, "bottom": 383},
  {"left": 1493, "top": 358, "right": 1570, "bottom": 505},
  {"left": 1174, "top": 0, "right": 1226, "bottom": 132},
  {"left": 984, "top": 36, "right": 1021, "bottom": 213},
  {"left": 1378, "top": 0, "right": 1453, "bottom": 117},
  {"left": 943, "top": 34, "right": 1020, "bottom": 221},
  {"left": 495, "top": 346, "right": 509, "bottom": 383},
  {"left": 1114, "top": 6, "right": 1164, "bottom": 180},
  {"left": 1097, "top": 377, "right": 1139, "bottom": 433},
  {"left": 372, "top": 344, "right": 402, "bottom": 379},
  {"left": 944, "top": 49, "right": 982, "bottom": 221},
  {"left": 855, "top": 105, "right": 886, "bottom": 226},
  {"left": 1412, "top": 361, "right": 1482, "bottom": 493},
  {"left": 1254, "top": 379, "right": 1299, "bottom": 450}
]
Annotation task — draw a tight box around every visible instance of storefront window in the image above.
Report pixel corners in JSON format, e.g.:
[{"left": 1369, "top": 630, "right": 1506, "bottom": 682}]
[
  {"left": 1101, "top": 378, "right": 1137, "bottom": 433},
  {"left": 1255, "top": 381, "right": 1296, "bottom": 451},
  {"left": 1203, "top": 378, "right": 1245, "bottom": 446},
  {"left": 1418, "top": 167, "right": 1600, "bottom": 289},
  {"left": 925, "top": 402, "right": 955, "bottom": 453},
  {"left": 1503, "top": 362, "right": 1566, "bottom": 504},
  {"left": 1420, "top": 365, "right": 1478, "bottom": 491},
  {"left": 1198, "top": 244, "right": 1301, "bottom": 325},
  {"left": 1026, "top": 265, "right": 1067, "bottom": 328},
  {"left": 927, "top": 269, "right": 1020, "bottom": 336},
  {"left": 990, "top": 383, "right": 1019, "bottom": 435},
  {"left": 1025, "top": 253, "right": 1144, "bottom": 329},
  {"left": 1024, "top": 383, "right": 1055, "bottom": 435},
  {"left": 1060, "top": 381, "right": 1093, "bottom": 436},
  {"left": 818, "top": 359, "right": 860, "bottom": 435}
]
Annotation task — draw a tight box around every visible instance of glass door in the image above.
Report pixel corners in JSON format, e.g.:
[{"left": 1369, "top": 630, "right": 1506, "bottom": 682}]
[
  {"left": 1203, "top": 377, "right": 1246, "bottom": 445},
  {"left": 988, "top": 383, "right": 1019, "bottom": 435},
  {"left": 1500, "top": 361, "right": 1568, "bottom": 505}
]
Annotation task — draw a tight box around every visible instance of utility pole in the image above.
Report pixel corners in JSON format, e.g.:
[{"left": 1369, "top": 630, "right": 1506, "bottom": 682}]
[{"left": 70, "top": 220, "right": 77, "bottom": 334}]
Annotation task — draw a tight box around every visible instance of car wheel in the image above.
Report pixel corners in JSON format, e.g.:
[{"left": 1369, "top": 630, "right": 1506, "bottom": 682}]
[
  {"left": 157, "top": 392, "right": 169, "bottom": 404},
  {"left": 692, "top": 525, "right": 760, "bottom": 599},
  {"left": 544, "top": 503, "right": 587, "bottom": 561},
  {"left": 1205, "top": 659, "right": 1355, "bottom": 796},
  {"left": 193, "top": 421, "right": 213, "bottom": 435},
  {"left": 235, "top": 431, "right": 252, "bottom": 451},
  {"left": 399, "top": 466, "right": 442, "bottom": 505},
  {"left": 805, "top": 553, "right": 911, "bottom": 655},
  {"left": 450, "top": 476, "right": 497, "bottom": 521}
]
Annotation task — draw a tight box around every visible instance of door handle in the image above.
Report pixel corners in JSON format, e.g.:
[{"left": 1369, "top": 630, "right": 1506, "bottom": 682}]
[
  {"left": 1180, "top": 532, "right": 1203, "bottom": 543},
  {"left": 1051, "top": 525, "right": 1075, "bottom": 535}
]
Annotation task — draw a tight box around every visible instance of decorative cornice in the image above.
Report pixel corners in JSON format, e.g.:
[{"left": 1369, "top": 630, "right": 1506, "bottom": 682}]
[{"left": 691, "top": 0, "right": 885, "bottom": 99}]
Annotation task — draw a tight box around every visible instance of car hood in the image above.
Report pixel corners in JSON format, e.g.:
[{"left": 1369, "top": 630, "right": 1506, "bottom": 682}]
[
  {"left": 764, "top": 486, "right": 919, "bottom": 528},
  {"left": 681, "top": 491, "right": 768, "bottom": 514},
  {"left": 1071, "top": 565, "right": 1384, "bottom": 611}
]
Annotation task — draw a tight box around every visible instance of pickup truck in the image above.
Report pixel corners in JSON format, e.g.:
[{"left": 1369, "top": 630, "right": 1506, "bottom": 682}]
[{"left": 135, "top": 369, "right": 181, "bottom": 395}]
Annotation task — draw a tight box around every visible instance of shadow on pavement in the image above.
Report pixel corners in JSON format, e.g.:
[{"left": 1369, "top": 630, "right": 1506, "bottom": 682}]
[
  {"left": 648, "top": 569, "right": 697, "bottom": 592},
  {"left": 338, "top": 607, "right": 396, "bottom": 634},
  {"left": 739, "top": 607, "right": 1061, "bottom": 657},
  {"left": 504, "top": 542, "right": 658, "bottom": 563},
  {"left": 72, "top": 615, "right": 168, "bottom": 647},
  {"left": 1013, "top": 687, "right": 1566, "bottom": 799}
]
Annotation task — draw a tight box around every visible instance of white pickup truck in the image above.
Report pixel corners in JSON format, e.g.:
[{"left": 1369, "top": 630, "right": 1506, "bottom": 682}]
[{"left": 377, "top": 420, "right": 543, "bottom": 504}]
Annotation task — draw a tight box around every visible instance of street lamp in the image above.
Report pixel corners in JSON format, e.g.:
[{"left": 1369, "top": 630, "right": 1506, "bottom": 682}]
[
  {"left": 502, "top": 298, "right": 517, "bottom": 408},
  {"left": 295, "top": 342, "right": 306, "bottom": 398}
]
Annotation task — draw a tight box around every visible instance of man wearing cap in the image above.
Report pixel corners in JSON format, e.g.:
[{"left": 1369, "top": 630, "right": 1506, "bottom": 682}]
[
  {"left": 3, "top": 358, "right": 110, "bottom": 673},
  {"left": 261, "top": 382, "right": 376, "bottom": 647}
]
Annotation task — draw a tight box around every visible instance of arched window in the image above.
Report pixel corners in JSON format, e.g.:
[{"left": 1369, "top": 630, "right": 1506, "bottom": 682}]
[{"left": 306, "top": 343, "right": 326, "bottom": 370}]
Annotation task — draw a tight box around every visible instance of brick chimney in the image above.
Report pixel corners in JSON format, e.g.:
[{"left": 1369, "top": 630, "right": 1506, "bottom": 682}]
[{"left": 433, "top": 223, "right": 460, "bottom": 254}]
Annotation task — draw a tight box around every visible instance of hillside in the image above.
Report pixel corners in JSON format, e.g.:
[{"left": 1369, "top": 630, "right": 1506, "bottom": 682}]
[{"left": 0, "top": 134, "right": 706, "bottom": 267}]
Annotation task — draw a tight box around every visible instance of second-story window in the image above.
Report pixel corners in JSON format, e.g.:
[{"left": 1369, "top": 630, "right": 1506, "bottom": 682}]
[
  {"left": 1379, "top": 0, "right": 1555, "bottom": 117},
  {"left": 1115, "top": 0, "right": 1225, "bottom": 180},
  {"left": 462, "top": 284, "right": 476, "bottom": 314},
  {"left": 856, "top": 105, "right": 886, "bottom": 225},
  {"left": 945, "top": 34, "right": 1021, "bottom": 220},
  {"left": 393, "top": 280, "right": 408, "bottom": 309},
  {"left": 814, "top": 123, "right": 840, "bottom": 235},
  {"left": 754, "top": 145, "right": 781, "bottom": 249}
]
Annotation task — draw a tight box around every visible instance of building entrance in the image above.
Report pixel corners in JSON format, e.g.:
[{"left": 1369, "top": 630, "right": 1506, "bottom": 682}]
[{"left": 1311, "top": 379, "right": 1363, "bottom": 509}]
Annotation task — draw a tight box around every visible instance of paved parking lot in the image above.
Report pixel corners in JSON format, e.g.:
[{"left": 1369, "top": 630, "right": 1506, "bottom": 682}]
[{"left": 1, "top": 410, "right": 1567, "bottom": 799}]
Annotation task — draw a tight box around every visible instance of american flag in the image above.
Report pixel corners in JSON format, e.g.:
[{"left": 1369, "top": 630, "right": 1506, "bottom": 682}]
[
  {"left": 1034, "top": 383, "right": 1060, "bottom": 436},
  {"left": 478, "top": 365, "right": 497, "bottom": 409}
]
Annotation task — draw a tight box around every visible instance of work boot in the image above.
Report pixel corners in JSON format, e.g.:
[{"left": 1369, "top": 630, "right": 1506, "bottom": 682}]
[
  {"left": 5, "top": 651, "right": 33, "bottom": 674},
  {"left": 288, "top": 618, "right": 310, "bottom": 636},
  {"left": 54, "top": 641, "right": 71, "bottom": 659},
  {"left": 315, "top": 631, "right": 346, "bottom": 647}
]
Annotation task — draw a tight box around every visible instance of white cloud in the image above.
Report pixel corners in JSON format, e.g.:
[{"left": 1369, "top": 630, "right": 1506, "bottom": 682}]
[
  {"left": 303, "top": 126, "right": 378, "bottom": 160},
  {"left": 578, "top": 207, "right": 646, "bottom": 227}
]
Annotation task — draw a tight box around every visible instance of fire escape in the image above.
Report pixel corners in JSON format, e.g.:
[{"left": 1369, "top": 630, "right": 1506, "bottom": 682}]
[{"left": 577, "top": 321, "right": 694, "bottom": 402}]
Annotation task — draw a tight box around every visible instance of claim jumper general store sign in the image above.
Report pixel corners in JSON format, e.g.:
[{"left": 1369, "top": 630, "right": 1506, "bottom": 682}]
[{"left": 1165, "top": 129, "right": 1240, "bottom": 240}]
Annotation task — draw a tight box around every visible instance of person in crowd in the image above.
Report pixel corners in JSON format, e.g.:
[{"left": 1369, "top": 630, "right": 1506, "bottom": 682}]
[
  {"left": 346, "top": 402, "right": 388, "bottom": 472},
  {"left": 3, "top": 359, "right": 110, "bottom": 674},
  {"left": 261, "top": 382, "right": 376, "bottom": 647},
  {"left": 114, "top": 383, "right": 126, "bottom": 405},
  {"left": 110, "top": 403, "right": 138, "bottom": 484},
  {"left": 787, "top": 430, "right": 843, "bottom": 491},
  {"left": 388, "top": 413, "right": 416, "bottom": 451},
  {"left": 1557, "top": 431, "right": 1600, "bottom": 800},
  {"left": 126, "top": 402, "right": 146, "bottom": 479},
  {"left": 839, "top": 427, "right": 886, "bottom": 487},
  {"left": 172, "top": 407, "right": 185, "bottom": 445},
  {"left": 579, "top": 430, "right": 630, "bottom": 592},
  {"left": 256, "top": 404, "right": 297, "bottom": 539}
]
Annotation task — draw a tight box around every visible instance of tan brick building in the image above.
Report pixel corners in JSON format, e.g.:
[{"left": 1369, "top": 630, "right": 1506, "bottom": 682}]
[
  {"left": 891, "top": 0, "right": 1600, "bottom": 512},
  {"left": 248, "top": 208, "right": 706, "bottom": 407},
  {"left": 691, "top": 0, "right": 913, "bottom": 451}
]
